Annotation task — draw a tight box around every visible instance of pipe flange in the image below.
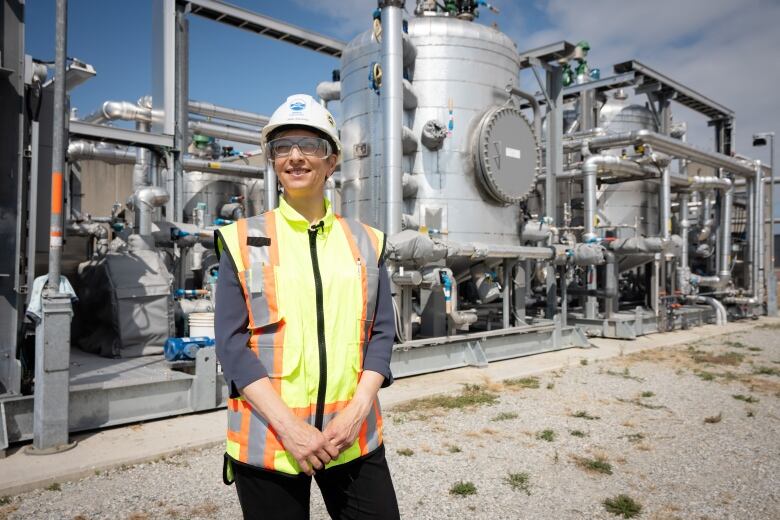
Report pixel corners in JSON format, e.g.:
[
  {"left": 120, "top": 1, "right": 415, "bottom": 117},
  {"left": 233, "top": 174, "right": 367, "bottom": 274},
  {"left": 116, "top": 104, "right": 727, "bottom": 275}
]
[{"left": 473, "top": 105, "right": 540, "bottom": 204}]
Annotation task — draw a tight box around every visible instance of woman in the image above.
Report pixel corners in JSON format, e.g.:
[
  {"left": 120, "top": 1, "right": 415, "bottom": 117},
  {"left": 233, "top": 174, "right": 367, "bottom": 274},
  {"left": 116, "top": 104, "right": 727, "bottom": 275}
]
[{"left": 214, "top": 94, "right": 399, "bottom": 519}]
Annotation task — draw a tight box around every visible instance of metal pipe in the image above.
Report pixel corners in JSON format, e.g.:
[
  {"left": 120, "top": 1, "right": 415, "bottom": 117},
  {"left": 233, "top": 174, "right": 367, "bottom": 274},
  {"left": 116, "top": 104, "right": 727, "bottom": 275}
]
[
  {"left": 448, "top": 243, "right": 555, "bottom": 260},
  {"left": 380, "top": 0, "right": 404, "bottom": 235},
  {"left": 182, "top": 158, "right": 264, "bottom": 178},
  {"left": 688, "top": 295, "right": 727, "bottom": 325},
  {"left": 506, "top": 84, "right": 542, "bottom": 143},
  {"left": 67, "top": 141, "right": 136, "bottom": 164},
  {"left": 47, "top": 0, "right": 68, "bottom": 290},
  {"left": 174, "top": 5, "right": 189, "bottom": 223},
  {"left": 586, "top": 130, "right": 755, "bottom": 177},
  {"left": 678, "top": 193, "right": 691, "bottom": 293},
  {"left": 661, "top": 167, "right": 671, "bottom": 241},
  {"left": 134, "top": 113, "right": 152, "bottom": 190},
  {"left": 188, "top": 100, "right": 269, "bottom": 127},
  {"left": 188, "top": 120, "right": 261, "bottom": 145},
  {"left": 132, "top": 186, "right": 170, "bottom": 236},
  {"left": 695, "top": 178, "right": 733, "bottom": 289},
  {"left": 722, "top": 296, "right": 759, "bottom": 305},
  {"left": 755, "top": 161, "right": 765, "bottom": 302},
  {"left": 698, "top": 191, "right": 715, "bottom": 242}
]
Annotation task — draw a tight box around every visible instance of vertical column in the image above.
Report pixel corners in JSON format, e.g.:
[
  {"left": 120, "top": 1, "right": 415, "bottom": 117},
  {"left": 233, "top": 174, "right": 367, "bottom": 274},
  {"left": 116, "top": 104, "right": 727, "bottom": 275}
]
[
  {"left": 174, "top": 2, "right": 188, "bottom": 221},
  {"left": 379, "top": 0, "right": 404, "bottom": 236},
  {"left": 34, "top": 0, "right": 74, "bottom": 453},
  {"left": 544, "top": 66, "right": 562, "bottom": 319}
]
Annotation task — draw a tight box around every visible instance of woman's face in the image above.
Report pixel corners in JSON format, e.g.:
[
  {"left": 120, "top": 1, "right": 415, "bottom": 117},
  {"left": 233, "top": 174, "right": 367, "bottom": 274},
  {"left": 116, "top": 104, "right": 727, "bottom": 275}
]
[{"left": 271, "top": 128, "right": 337, "bottom": 199}]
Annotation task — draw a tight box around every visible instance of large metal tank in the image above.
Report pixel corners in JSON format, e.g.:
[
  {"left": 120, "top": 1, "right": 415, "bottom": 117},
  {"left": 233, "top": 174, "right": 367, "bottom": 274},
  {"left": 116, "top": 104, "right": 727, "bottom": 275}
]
[
  {"left": 598, "top": 91, "right": 660, "bottom": 240},
  {"left": 340, "top": 15, "right": 537, "bottom": 245},
  {"left": 183, "top": 173, "right": 263, "bottom": 225}
]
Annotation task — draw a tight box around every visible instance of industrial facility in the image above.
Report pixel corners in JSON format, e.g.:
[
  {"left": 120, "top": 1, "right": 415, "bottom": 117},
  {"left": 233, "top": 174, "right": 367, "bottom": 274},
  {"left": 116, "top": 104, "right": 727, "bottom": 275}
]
[{"left": 0, "top": 0, "right": 776, "bottom": 456}]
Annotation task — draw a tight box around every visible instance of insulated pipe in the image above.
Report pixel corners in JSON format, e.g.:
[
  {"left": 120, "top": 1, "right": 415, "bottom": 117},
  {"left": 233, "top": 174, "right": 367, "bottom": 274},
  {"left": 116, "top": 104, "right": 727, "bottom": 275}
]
[
  {"left": 132, "top": 186, "right": 170, "bottom": 236},
  {"left": 315, "top": 81, "right": 341, "bottom": 103},
  {"left": 188, "top": 120, "right": 262, "bottom": 145},
  {"left": 754, "top": 161, "right": 764, "bottom": 302},
  {"left": 182, "top": 158, "right": 264, "bottom": 178},
  {"left": 188, "top": 100, "right": 269, "bottom": 127},
  {"left": 67, "top": 141, "right": 136, "bottom": 164},
  {"left": 661, "top": 167, "right": 671, "bottom": 241},
  {"left": 47, "top": 0, "right": 68, "bottom": 290},
  {"left": 688, "top": 295, "right": 727, "bottom": 325},
  {"left": 697, "top": 191, "right": 715, "bottom": 242},
  {"left": 746, "top": 177, "right": 755, "bottom": 294},
  {"left": 506, "top": 84, "right": 542, "bottom": 142},
  {"left": 696, "top": 178, "right": 733, "bottom": 288},
  {"left": 448, "top": 243, "right": 555, "bottom": 260},
  {"left": 586, "top": 130, "right": 755, "bottom": 177},
  {"left": 380, "top": 0, "right": 405, "bottom": 236},
  {"left": 402, "top": 79, "right": 418, "bottom": 110},
  {"left": 100, "top": 100, "right": 153, "bottom": 123},
  {"left": 134, "top": 118, "right": 152, "bottom": 191},
  {"left": 678, "top": 193, "right": 691, "bottom": 293}
]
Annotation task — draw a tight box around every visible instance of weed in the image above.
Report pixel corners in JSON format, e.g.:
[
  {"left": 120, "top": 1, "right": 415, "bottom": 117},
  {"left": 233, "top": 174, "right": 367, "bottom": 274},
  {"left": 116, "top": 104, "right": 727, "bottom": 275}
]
[
  {"left": 397, "top": 448, "right": 414, "bottom": 456},
  {"left": 505, "top": 472, "right": 531, "bottom": 495},
  {"left": 0, "top": 497, "right": 10, "bottom": 506},
  {"left": 570, "top": 429, "right": 587, "bottom": 437},
  {"left": 536, "top": 429, "right": 555, "bottom": 442},
  {"left": 573, "top": 455, "right": 613, "bottom": 475},
  {"left": 553, "top": 450, "right": 559, "bottom": 463},
  {"left": 503, "top": 377, "right": 540, "bottom": 389},
  {"left": 732, "top": 394, "right": 759, "bottom": 403},
  {"left": 747, "top": 409, "right": 755, "bottom": 418},
  {"left": 725, "top": 340, "right": 747, "bottom": 349},
  {"left": 748, "top": 347, "right": 762, "bottom": 352},
  {"left": 393, "top": 384, "right": 498, "bottom": 413},
  {"left": 603, "top": 494, "right": 642, "bottom": 518},
  {"left": 692, "top": 351, "right": 744, "bottom": 366},
  {"left": 616, "top": 397, "right": 665, "bottom": 410},
  {"left": 45, "top": 482, "right": 61, "bottom": 492},
  {"left": 449, "top": 481, "right": 477, "bottom": 497},
  {"left": 605, "top": 368, "right": 644, "bottom": 382},
  {"left": 753, "top": 366, "right": 780, "bottom": 376},
  {"left": 572, "top": 410, "right": 600, "bottom": 420},
  {"left": 188, "top": 501, "right": 219, "bottom": 517},
  {"left": 580, "top": 359, "right": 588, "bottom": 366},
  {"left": 704, "top": 412, "right": 723, "bottom": 424},
  {"left": 546, "top": 382, "right": 555, "bottom": 390},
  {"left": 446, "top": 444, "right": 462, "bottom": 453},
  {"left": 492, "top": 411, "right": 518, "bottom": 421},
  {"left": 640, "top": 391, "right": 655, "bottom": 398},
  {"left": 620, "top": 433, "right": 646, "bottom": 443},
  {"left": 94, "top": 469, "right": 101, "bottom": 476},
  {"left": 695, "top": 370, "right": 716, "bottom": 381}
]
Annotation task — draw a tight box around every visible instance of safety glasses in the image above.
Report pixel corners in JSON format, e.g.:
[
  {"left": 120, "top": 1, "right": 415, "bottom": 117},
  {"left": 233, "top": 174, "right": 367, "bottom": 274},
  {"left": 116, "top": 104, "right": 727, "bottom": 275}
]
[{"left": 267, "top": 136, "right": 332, "bottom": 159}]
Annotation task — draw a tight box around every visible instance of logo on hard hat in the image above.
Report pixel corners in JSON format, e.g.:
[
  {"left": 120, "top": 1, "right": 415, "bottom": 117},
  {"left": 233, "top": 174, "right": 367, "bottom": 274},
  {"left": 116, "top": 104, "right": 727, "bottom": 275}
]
[
  {"left": 289, "top": 100, "right": 306, "bottom": 111},
  {"left": 327, "top": 114, "right": 335, "bottom": 127}
]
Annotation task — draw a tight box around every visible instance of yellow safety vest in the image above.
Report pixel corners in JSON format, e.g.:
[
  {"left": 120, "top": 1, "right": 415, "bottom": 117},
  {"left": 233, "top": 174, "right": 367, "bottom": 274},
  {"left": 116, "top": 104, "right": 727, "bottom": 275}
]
[{"left": 215, "top": 197, "right": 385, "bottom": 476}]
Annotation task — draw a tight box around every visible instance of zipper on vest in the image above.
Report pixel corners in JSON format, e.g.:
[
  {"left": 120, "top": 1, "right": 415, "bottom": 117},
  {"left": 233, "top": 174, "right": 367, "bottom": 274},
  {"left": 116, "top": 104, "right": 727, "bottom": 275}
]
[{"left": 308, "top": 225, "right": 327, "bottom": 430}]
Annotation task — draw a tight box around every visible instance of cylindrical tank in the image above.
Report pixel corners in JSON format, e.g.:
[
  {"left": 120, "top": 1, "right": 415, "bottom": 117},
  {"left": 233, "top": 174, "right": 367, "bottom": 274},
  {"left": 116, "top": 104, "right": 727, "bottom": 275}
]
[
  {"left": 598, "top": 91, "right": 660, "bottom": 240},
  {"left": 340, "top": 16, "right": 535, "bottom": 245},
  {"left": 183, "top": 172, "right": 263, "bottom": 226}
]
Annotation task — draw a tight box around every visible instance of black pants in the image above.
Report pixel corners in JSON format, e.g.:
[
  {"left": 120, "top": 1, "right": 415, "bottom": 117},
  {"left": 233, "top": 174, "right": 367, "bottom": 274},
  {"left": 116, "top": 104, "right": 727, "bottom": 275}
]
[{"left": 232, "top": 445, "right": 400, "bottom": 520}]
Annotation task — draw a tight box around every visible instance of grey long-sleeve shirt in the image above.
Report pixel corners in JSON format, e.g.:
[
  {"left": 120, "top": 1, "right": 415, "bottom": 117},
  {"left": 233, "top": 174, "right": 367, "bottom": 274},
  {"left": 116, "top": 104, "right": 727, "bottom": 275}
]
[{"left": 214, "top": 250, "right": 395, "bottom": 397}]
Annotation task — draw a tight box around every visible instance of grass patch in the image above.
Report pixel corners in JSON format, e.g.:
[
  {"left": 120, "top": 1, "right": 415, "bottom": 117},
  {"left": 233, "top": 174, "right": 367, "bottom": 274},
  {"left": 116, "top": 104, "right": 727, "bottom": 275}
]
[
  {"left": 732, "top": 394, "right": 759, "bottom": 403},
  {"left": 725, "top": 340, "right": 747, "bottom": 349},
  {"left": 580, "top": 359, "right": 589, "bottom": 366},
  {"left": 620, "top": 432, "right": 646, "bottom": 443},
  {"left": 574, "top": 455, "right": 613, "bottom": 475},
  {"left": 449, "top": 481, "right": 477, "bottom": 497},
  {"left": 640, "top": 391, "right": 654, "bottom": 398},
  {"left": 692, "top": 351, "right": 744, "bottom": 366},
  {"left": 747, "top": 409, "right": 755, "bottom": 418},
  {"left": 695, "top": 370, "right": 716, "bottom": 381},
  {"left": 753, "top": 366, "right": 780, "bottom": 376},
  {"left": 492, "top": 411, "right": 518, "bottom": 421},
  {"left": 572, "top": 410, "right": 600, "bottom": 420},
  {"left": 45, "top": 482, "right": 61, "bottom": 492},
  {"left": 446, "top": 444, "right": 461, "bottom": 453},
  {"left": 504, "top": 472, "right": 531, "bottom": 495},
  {"left": 394, "top": 384, "right": 498, "bottom": 414},
  {"left": 503, "top": 377, "right": 540, "bottom": 389},
  {"left": 396, "top": 448, "right": 414, "bottom": 457},
  {"left": 748, "top": 346, "right": 762, "bottom": 352},
  {"left": 603, "top": 494, "right": 642, "bottom": 518},
  {"left": 569, "top": 429, "right": 587, "bottom": 438},
  {"left": 536, "top": 429, "right": 555, "bottom": 442},
  {"left": 605, "top": 368, "right": 644, "bottom": 382},
  {"left": 546, "top": 382, "right": 555, "bottom": 390},
  {"left": 0, "top": 497, "right": 10, "bottom": 506},
  {"left": 704, "top": 412, "right": 723, "bottom": 424}
]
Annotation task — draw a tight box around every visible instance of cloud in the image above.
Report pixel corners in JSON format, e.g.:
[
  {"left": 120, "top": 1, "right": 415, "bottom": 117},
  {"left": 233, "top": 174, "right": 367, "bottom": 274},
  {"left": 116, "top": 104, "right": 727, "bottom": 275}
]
[{"left": 288, "top": 0, "right": 375, "bottom": 38}]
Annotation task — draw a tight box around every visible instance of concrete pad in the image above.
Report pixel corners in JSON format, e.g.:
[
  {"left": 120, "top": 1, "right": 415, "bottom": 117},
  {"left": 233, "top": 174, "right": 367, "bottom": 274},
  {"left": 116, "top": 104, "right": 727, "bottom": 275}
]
[{"left": 1, "top": 318, "right": 776, "bottom": 496}]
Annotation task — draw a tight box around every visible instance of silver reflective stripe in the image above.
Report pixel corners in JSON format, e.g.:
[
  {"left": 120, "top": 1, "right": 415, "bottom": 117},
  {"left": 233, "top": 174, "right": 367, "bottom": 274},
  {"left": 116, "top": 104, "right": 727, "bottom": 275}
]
[
  {"left": 246, "top": 408, "right": 269, "bottom": 467},
  {"left": 363, "top": 401, "right": 381, "bottom": 453},
  {"left": 342, "top": 218, "right": 378, "bottom": 267},
  {"left": 243, "top": 214, "right": 274, "bottom": 328},
  {"left": 245, "top": 215, "right": 271, "bottom": 266},
  {"left": 227, "top": 406, "right": 243, "bottom": 433},
  {"left": 364, "top": 266, "right": 380, "bottom": 324}
]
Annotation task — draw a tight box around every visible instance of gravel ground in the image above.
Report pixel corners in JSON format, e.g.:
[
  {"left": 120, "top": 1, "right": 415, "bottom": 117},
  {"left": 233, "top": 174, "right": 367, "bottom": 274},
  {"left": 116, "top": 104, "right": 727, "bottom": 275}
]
[{"left": 2, "top": 324, "right": 778, "bottom": 520}]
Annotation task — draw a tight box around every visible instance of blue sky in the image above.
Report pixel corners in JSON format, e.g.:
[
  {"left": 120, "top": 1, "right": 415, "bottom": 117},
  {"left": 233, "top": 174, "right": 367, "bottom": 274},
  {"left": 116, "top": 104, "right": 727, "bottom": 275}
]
[{"left": 25, "top": 0, "right": 780, "bottom": 227}]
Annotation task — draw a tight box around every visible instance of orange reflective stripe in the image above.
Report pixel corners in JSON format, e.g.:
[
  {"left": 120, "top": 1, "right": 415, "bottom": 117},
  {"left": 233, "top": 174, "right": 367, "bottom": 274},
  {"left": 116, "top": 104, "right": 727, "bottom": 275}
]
[
  {"left": 265, "top": 423, "right": 283, "bottom": 470},
  {"left": 374, "top": 400, "right": 383, "bottom": 445},
  {"left": 358, "top": 415, "right": 369, "bottom": 455}
]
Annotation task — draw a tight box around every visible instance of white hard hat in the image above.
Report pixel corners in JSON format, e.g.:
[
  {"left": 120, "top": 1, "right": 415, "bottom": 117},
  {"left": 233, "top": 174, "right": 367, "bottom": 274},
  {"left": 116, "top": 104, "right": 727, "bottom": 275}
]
[{"left": 261, "top": 94, "right": 342, "bottom": 164}]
